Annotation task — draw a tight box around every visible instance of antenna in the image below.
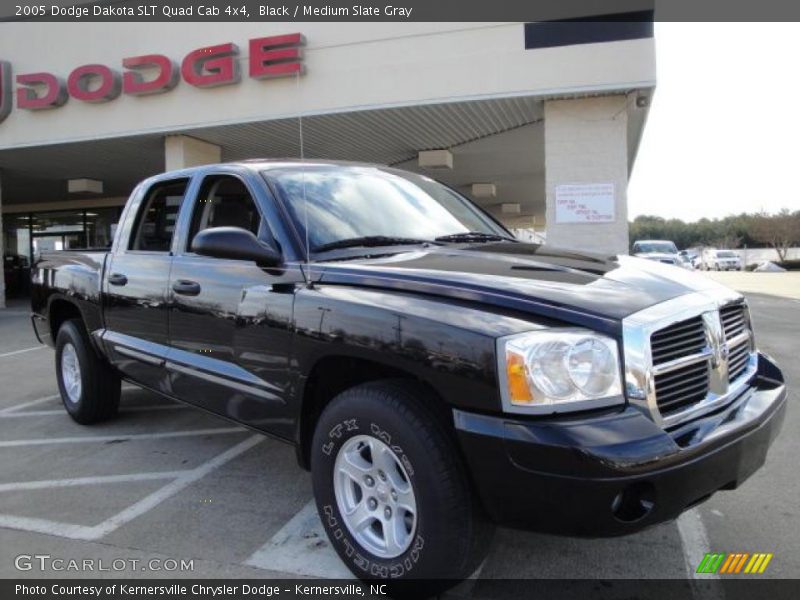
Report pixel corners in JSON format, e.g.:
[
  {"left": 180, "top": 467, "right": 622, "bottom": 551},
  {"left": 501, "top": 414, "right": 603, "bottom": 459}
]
[{"left": 296, "top": 71, "right": 311, "bottom": 286}]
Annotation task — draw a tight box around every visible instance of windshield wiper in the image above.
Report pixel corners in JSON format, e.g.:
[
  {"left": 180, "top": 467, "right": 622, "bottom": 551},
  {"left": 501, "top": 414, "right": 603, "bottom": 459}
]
[
  {"left": 434, "top": 231, "right": 515, "bottom": 243},
  {"left": 313, "top": 236, "right": 437, "bottom": 253}
]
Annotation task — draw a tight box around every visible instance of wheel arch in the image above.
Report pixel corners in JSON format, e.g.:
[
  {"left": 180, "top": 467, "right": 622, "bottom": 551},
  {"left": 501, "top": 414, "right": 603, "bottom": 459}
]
[
  {"left": 47, "top": 296, "right": 105, "bottom": 357},
  {"left": 295, "top": 355, "right": 452, "bottom": 470},
  {"left": 48, "top": 297, "right": 84, "bottom": 339}
]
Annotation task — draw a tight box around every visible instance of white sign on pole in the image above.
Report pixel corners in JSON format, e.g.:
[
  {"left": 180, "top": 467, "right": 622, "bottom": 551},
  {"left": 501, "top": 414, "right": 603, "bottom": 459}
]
[{"left": 555, "top": 183, "right": 615, "bottom": 223}]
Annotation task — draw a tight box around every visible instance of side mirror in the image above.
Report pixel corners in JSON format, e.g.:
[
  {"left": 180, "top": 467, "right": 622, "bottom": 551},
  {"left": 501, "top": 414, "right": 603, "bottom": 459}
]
[{"left": 191, "top": 227, "right": 282, "bottom": 268}]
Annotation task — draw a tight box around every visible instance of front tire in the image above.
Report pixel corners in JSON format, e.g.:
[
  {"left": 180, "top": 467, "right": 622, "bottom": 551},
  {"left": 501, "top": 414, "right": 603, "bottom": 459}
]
[
  {"left": 311, "top": 380, "right": 492, "bottom": 592},
  {"left": 55, "top": 319, "right": 121, "bottom": 424}
]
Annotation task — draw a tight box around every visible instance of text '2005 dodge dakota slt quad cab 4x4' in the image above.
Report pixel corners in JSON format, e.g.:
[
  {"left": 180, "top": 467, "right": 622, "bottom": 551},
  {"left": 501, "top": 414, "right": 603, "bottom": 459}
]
[{"left": 31, "top": 161, "right": 786, "bottom": 591}]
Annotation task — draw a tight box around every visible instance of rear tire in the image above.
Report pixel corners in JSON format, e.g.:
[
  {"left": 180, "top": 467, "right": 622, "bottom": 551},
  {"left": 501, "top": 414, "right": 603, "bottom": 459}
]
[
  {"left": 55, "top": 319, "right": 120, "bottom": 424},
  {"left": 311, "top": 380, "right": 493, "bottom": 594}
]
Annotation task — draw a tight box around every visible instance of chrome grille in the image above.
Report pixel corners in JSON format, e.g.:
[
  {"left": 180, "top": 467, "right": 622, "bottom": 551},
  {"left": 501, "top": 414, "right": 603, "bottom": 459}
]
[
  {"left": 623, "top": 290, "right": 758, "bottom": 429},
  {"left": 722, "top": 303, "right": 751, "bottom": 382},
  {"left": 650, "top": 316, "right": 706, "bottom": 365},
  {"left": 653, "top": 362, "right": 711, "bottom": 415},
  {"left": 728, "top": 342, "right": 750, "bottom": 382},
  {"left": 651, "top": 316, "right": 710, "bottom": 415},
  {"left": 721, "top": 304, "right": 747, "bottom": 340}
]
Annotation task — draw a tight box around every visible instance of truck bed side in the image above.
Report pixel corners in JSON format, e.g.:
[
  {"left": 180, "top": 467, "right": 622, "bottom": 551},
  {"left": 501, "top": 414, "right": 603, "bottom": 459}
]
[{"left": 30, "top": 250, "right": 109, "bottom": 347}]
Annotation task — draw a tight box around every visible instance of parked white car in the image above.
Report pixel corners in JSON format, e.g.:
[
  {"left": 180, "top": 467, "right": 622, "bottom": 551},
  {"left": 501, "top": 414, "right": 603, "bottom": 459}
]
[
  {"left": 631, "top": 240, "right": 691, "bottom": 269},
  {"left": 704, "top": 249, "right": 742, "bottom": 271}
]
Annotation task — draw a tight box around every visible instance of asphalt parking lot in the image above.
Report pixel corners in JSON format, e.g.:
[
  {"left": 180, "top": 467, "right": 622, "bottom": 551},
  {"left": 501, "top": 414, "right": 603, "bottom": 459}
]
[{"left": 0, "top": 288, "right": 797, "bottom": 592}]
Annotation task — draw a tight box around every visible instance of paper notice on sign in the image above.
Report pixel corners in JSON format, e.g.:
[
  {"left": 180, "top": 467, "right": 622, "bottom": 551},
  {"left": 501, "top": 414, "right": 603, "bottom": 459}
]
[{"left": 555, "top": 183, "right": 615, "bottom": 223}]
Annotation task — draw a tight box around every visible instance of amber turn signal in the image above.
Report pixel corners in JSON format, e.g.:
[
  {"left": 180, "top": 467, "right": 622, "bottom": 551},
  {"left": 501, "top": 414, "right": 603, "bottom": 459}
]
[{"left": 506, "top": 351, "right": 534, "bottom": 404}]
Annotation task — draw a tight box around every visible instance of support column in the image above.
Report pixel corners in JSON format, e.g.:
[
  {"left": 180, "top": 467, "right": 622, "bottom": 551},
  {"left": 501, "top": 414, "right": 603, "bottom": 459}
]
[
  {"left": 0, "top": 171, "right": 5, "bottom": 309},
  {"left": 544, "top": 95, "right": 630, "bottom": 255},
  {"left": 164, "top": 135, "right": 221, "bottom": 171}
]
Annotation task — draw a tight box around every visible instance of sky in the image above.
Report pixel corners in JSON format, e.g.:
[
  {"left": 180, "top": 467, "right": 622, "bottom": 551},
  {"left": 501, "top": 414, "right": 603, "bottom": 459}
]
[{"left": 627, "top": 23, "right": 800, "bottom": 222}]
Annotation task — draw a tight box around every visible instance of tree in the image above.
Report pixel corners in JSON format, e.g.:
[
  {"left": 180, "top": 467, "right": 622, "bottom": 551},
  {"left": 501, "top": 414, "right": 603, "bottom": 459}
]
[
  {"left": 748, "top": 209, "right": 800, "bottom": 262},
  {"left": 710, "top": 232, "right": 742, "bottom": 250},
  {"left": 628, "top": 211, "right": 794, "bottom": 253}
]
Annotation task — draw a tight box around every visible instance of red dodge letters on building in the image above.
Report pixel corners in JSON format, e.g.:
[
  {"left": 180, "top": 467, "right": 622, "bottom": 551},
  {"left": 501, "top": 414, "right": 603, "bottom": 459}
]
[{"left": 0, "top": 33, "right": 305, "bottom": 123}]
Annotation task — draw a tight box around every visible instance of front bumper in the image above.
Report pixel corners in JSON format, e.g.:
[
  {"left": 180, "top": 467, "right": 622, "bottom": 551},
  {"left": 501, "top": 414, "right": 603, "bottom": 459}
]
[{"left": 454, "top": 352, "right": 787, "bottom": 536}]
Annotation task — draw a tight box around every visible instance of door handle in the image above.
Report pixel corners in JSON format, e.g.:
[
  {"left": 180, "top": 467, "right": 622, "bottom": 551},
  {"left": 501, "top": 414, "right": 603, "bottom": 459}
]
[
  {"left": 108, "top": 273, "right": 128, "bottom": 286},
  {"left": 172, "top": 280, "right": 201, "bottom": 296}
]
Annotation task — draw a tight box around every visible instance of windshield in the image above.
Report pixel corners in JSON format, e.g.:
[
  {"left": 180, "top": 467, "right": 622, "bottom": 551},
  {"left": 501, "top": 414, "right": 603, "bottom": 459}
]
[
  {"left": 717, "top": 251, "right": 736, "bottom": 258},
  {"left": 633, "top": 241, "right": 678, "bottom": 254},
  {"left": 265, "top": 165, "right": 509, "bottom": 252}
]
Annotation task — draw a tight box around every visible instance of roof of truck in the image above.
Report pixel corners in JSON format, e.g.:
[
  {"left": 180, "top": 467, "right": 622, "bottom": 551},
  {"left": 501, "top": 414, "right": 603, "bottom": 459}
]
[
  {"left": 154, "top": 159, "right": 404, "bottom": 179},
  {"left": 237, "top": 158, "right": 384, "bottom": 169}
]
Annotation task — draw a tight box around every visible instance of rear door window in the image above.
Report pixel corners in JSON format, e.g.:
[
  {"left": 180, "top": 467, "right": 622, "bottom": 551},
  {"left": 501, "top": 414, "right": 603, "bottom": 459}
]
[{"left": 129, "top": 179, "right": 188, "bottom": 252}]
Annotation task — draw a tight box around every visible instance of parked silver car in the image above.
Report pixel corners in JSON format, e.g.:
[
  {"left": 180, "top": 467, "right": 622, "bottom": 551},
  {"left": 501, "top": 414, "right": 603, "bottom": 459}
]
[{"left": 706, "top": 249, "right": 742, "bottom": 271}]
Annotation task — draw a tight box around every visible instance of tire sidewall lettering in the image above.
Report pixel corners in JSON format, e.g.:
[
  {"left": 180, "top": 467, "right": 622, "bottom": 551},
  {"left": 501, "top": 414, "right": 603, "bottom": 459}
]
[
  {"left": 322, "top": 418, "right": 359, "bottom": 456},
  {"left": 320, "top": 418, "right": 424, "bottom": 576},
  {"left": 369, "top": 422, "right": 415, "bottom": 477}
]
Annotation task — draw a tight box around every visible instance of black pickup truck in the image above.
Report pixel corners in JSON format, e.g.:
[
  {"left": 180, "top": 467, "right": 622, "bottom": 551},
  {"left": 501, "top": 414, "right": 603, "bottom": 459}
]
[{"left": 31, "top": 161, "right": 786, "bottom": 588}]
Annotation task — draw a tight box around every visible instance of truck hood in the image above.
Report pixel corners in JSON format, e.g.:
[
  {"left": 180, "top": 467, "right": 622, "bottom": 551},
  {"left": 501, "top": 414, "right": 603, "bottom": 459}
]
[{"left": 311, "top": 243, "right": 732, "bottom": 330}]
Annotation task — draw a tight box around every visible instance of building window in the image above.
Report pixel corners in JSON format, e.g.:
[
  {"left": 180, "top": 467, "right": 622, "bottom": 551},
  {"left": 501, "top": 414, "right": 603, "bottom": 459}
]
[
  {"left": 3, "top": 214, "right": 31, "bottom": 298},
  {"left": 86, "top": 206, "right": 123, "bottom": 248},
  {"left": 2, "top": 205, "right": 123, "bottom": 295},
  {"left": 30, "top": 210, "right": 86, "bottom": 262}
]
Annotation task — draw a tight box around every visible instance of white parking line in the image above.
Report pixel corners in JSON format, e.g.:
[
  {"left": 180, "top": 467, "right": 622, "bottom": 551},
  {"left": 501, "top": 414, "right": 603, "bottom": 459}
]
[
  {"left": 677, "top": 509, "right": 725, "bottom": 600},
  {"left": 90, "top": 434, "right": 263, "bottom": 539},
  {"left": 0, "top": 346, "right": 44, "bottom": 359},
  {"left": 245, "top": 499, "right": 483, "bottom": 582},
  {"left": 0, "top": 409, "right": 66, "bottom": 418},
  {"left": 0, "top": 404, "right": 190, "bottom": 418},
  {"left": 0, "top": 471, "right": 190, "bottom": 492},
  {"left": 0, "top": 394, "right": 60, "bottom": 414},
  {"left": 0, "top": 434, "right": 263, "bottom": 541},
  {"left": 677, "top": 509, "right": 718, "bottom": 580},
  {"left": 245, "top": 499, "right": 352, "bottom": 578},
  {"left": 0, "top": 384, "right": 175, "bottom": 416},
  {"left": 0, "top": 427, "right": 246, "bottom": 448},
  {"left": 0, "top": 514, "right": 99, "bottom": 540}
]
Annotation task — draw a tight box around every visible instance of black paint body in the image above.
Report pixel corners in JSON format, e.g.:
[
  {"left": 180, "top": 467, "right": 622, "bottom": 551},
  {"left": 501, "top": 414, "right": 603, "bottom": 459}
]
[{"left": 30, "top": 161, "right": 787, "bottom": 536}]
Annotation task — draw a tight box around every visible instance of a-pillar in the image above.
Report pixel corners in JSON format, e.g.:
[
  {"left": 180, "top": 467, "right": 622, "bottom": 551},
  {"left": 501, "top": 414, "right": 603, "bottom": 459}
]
[
  {"left": 164, "top": 135, "right": 221, "bottom": 171},
  {"left": 544, "top": 95, "right": 630, "bottom": 255}
]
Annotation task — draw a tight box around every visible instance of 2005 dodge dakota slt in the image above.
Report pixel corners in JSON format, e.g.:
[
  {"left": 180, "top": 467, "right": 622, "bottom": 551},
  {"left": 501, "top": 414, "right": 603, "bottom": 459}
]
[{"left": 31, "top": 161, "right": 786, "bottom": 589}]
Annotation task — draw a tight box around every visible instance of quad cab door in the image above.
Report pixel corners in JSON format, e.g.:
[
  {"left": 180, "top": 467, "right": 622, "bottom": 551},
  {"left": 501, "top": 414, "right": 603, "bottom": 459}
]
[
  {"left": 166, "top": 170, "right": 301, "bottom": 439},
  {"left": 103, "top": 178, "right": 189, "bottom": 392}
]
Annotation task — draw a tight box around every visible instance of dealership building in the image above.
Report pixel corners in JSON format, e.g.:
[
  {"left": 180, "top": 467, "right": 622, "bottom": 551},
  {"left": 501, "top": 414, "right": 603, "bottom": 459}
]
[{"left": 0, "top": 20, "right": 656, "bottom": 306}]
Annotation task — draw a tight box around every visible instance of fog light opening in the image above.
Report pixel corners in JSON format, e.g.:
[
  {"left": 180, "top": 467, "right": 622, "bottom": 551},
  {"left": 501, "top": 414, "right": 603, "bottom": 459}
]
[{"left": 611, "top": 482, "right": 656, "bottom": 523}]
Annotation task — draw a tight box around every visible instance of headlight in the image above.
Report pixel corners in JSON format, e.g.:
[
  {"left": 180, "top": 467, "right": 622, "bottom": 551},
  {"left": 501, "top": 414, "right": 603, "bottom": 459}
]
[{"left": 497, "top": 330, "right": 623, "bottom": 414}]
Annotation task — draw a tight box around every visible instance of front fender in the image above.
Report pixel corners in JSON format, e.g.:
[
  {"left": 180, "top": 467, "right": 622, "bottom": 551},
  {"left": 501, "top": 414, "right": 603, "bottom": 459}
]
[{"left": 292, "top": 285, "right": 548, "bottom": 414}]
